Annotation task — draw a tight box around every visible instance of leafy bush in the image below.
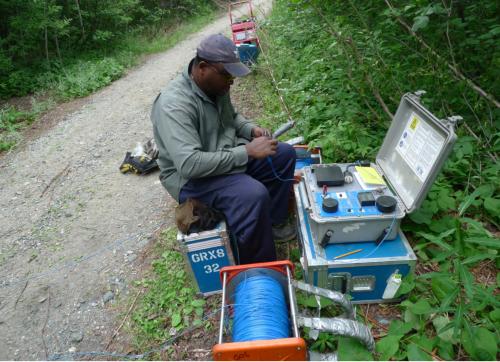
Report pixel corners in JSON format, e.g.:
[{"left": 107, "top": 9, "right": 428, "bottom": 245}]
[
  {"left": 0, "top": 105, "right": 41, "bottom": 151},
  {"left": 0, "top": 0, "right": 218, "bottom": 100},
  {"left": 257, "top": 1, "right": 499, "bottom": 360},
  {"left": 0, "top": 3, "right": 218, "bottom": 152},
  {"left": 0, "top": 69, "right": 39, "bottom": 98},
  {"left": 37, "top": 58, "right": 125, "bottom": 100}
]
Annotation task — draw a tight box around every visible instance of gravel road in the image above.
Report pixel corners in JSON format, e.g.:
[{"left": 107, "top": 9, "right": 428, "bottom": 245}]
[{"left": 0, "top": 1, "right": 271, "bottom": 359}]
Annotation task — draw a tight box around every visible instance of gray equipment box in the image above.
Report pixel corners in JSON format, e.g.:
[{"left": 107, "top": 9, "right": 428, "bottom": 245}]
[
  {"left": 299, "top": 91, "right": 458, "bottom": 244},
  {"left": 177, "top": 221, "right": 236, "bottom": 296}
]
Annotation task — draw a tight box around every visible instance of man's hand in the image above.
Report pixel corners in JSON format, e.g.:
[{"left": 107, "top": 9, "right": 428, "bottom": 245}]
[
  {"left": 251, "top": 126, "right": 272, "bottom": 138},
  {"left": 245, "top": 137, "right": 278, "bottom": 159}
]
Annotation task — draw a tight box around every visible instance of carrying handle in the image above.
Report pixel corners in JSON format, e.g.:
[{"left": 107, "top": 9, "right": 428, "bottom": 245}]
[
  {"left": 294, "top": 279, "right": 375, "bottom": 353},
  {"left": 299, "top": 181, "right": 312, "bottom": 211},
  {"left": 299, "top": 182, "right": 311, "bottom": 211},
  {"left": 297, "top": 316, "right": 375, "bottom": 351},
  {"left": 293, "top": 280, "right": 355, "bottom": 320}
]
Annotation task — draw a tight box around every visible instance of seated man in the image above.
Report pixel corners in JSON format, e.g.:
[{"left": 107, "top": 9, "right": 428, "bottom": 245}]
[{"left": 151, "top": 34, "right": 296, "bottom": 264}]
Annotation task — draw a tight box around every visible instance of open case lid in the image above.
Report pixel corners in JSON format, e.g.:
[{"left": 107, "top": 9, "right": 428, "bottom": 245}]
[{"left": 376, "top": 91, "right": 459, "bottom": 213}]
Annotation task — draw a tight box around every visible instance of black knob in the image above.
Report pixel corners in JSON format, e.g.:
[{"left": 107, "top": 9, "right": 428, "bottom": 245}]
[
  {"left": 322, "top": 197, "right": 339, "bottom": 213},
  {"left": 376, "top": 195, "right": 397, "bottom": 213}
]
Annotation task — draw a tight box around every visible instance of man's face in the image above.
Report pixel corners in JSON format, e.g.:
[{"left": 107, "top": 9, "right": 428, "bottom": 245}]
[{"left": 198, "top": 61, "right": 235, "bottom": 97}]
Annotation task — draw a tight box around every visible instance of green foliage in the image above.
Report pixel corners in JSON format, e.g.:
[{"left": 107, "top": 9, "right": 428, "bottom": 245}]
[
  {"left": 337, "top": 337, "right": 374, "bottom": 361},
  {"left": 296, "top": 292, "right": 372, "bottom": 357},
  {"left": 376, "top": 334, "right": 402, "bottom": 360},
  {"left": 0, "top": 4, "right": 217, "bottom": 152},
  {"left": 131, "top": 228, "right": 209, "bottom": 348},
  {"left": 255, "top": 0, "right": 500, "bottom": 360},
  {"left": 0, "top": 99, "right": 53, "bottom": 151},
  {"left": 310, "top": 330, "right": 336, "bottom": 353},
  {"left": 38, "top": 58, "right": 125, "bottom": 100},
  {"left": 0, "top": 0, "right": 217, "bottom": 99},
  {"left": 0, "top": 106, "right": 29, "bottom": 151}
]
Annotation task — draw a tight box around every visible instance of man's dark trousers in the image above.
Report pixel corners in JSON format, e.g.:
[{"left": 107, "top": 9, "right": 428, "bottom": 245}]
[{"left": 179, "top": 142, "right": 296, "bottom": 264}]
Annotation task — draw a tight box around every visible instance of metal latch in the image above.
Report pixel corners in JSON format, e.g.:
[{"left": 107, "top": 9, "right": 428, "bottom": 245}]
[
  {"left": 328, "top": 272, "right": 351, "bottom": 294},
  {"left": 328, "top": 273, "right": 376, "bottom": 293},
  {"left": 351, "top": 275, "right": 376, "bottom": 292},
  {"left": 412, "top": 90, "right": 426, "bottom": 102},
  {"left": 442, "top": 115, "right": 462, "bottom": 130}
]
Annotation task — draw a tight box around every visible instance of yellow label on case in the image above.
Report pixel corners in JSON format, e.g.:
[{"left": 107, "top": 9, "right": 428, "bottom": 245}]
[
  {"left": 410, "top": 116, "right": 419, "bottom": 130},
  {"left": 355, "top": 166, "right": 386, "bottom": 185}
]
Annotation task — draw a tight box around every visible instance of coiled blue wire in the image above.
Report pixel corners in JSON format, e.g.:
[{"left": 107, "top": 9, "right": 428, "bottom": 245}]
[
  {"left": 232, "top": 275, "right": 290, "bottom": 342},
  {"left": 267, "top": 156, "right": 296, "bottom": 182},
  {"left": 363, "top": 214, "right": 398, "bottom": 258}
]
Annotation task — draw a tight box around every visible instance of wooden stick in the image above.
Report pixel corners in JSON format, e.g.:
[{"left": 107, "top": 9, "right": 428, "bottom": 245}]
[
  {"left": 255, "top": 30, "right": 294, "bottom": 122},
  {"left": 41, "top": 288, "right": 51, "bottom": 359},
  {"left": 40, "top": 163, "right": 70, "bottom": 197},
  {"left": 334, "top": 249, "right": 363, "bottom": 259},
  {"left": 367, "top": 314, "right": 388, "bottom": 331},
  {"left": 105, "top": 290, "right": 142, "bottom": 350},
  {"left": 14, "top": 280, "right": 29, "bottom": 309}
]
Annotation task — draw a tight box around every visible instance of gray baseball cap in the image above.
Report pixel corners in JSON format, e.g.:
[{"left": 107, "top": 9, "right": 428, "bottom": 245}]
[{"left": 196, "top": 34, "right": 250, "bottom": 77}]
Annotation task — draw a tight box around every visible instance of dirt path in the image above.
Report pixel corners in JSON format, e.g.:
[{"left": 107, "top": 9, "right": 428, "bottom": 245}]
[{"left": 0, "top": 2, "right": 271, "bottom": 359}]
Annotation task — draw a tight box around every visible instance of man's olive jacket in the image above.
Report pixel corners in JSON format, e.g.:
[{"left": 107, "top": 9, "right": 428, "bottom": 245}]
[{"left": 151, "top": 61, "right": 256, "bottom": 201}]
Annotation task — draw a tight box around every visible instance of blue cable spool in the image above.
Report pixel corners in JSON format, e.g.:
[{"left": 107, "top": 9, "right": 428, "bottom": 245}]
[{"left": 232, "top": 275, "right": 290, "bottom": 342}]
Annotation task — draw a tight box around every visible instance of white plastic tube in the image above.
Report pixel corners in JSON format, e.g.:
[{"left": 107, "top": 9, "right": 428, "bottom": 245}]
[{"left": 382, "top": 272, "right": 402, "bottom": 299}]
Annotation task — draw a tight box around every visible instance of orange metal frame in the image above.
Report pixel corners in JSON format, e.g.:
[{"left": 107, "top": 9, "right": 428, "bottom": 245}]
[
  {"left": 213, "top": 261, "right": 307, "bottom": 361},
  {"left": 219, "top": 260, "right": 294, "bottom": 286},
  {"left": 213, "top": 337, "right": 307, "bottom": 361},
  {"left": 293, "top": 144, "right": 322, "bottom": 155}
]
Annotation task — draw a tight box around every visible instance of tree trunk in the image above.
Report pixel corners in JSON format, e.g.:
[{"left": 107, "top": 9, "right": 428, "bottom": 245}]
[
  {"left": 75, "top": 0, "right": 85, "bottom": 39},
  {"left": 44, "top": 1, "right": 49, "bottom": 64},
  {"left": 456, "top": 0, "right": 465, "bottom": 22},
  {"left": 45, "top": 26, "right": 49, "bottom": 62},
  {"left": 54, "top": 35, "right": 62, "bottom": 62}
]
